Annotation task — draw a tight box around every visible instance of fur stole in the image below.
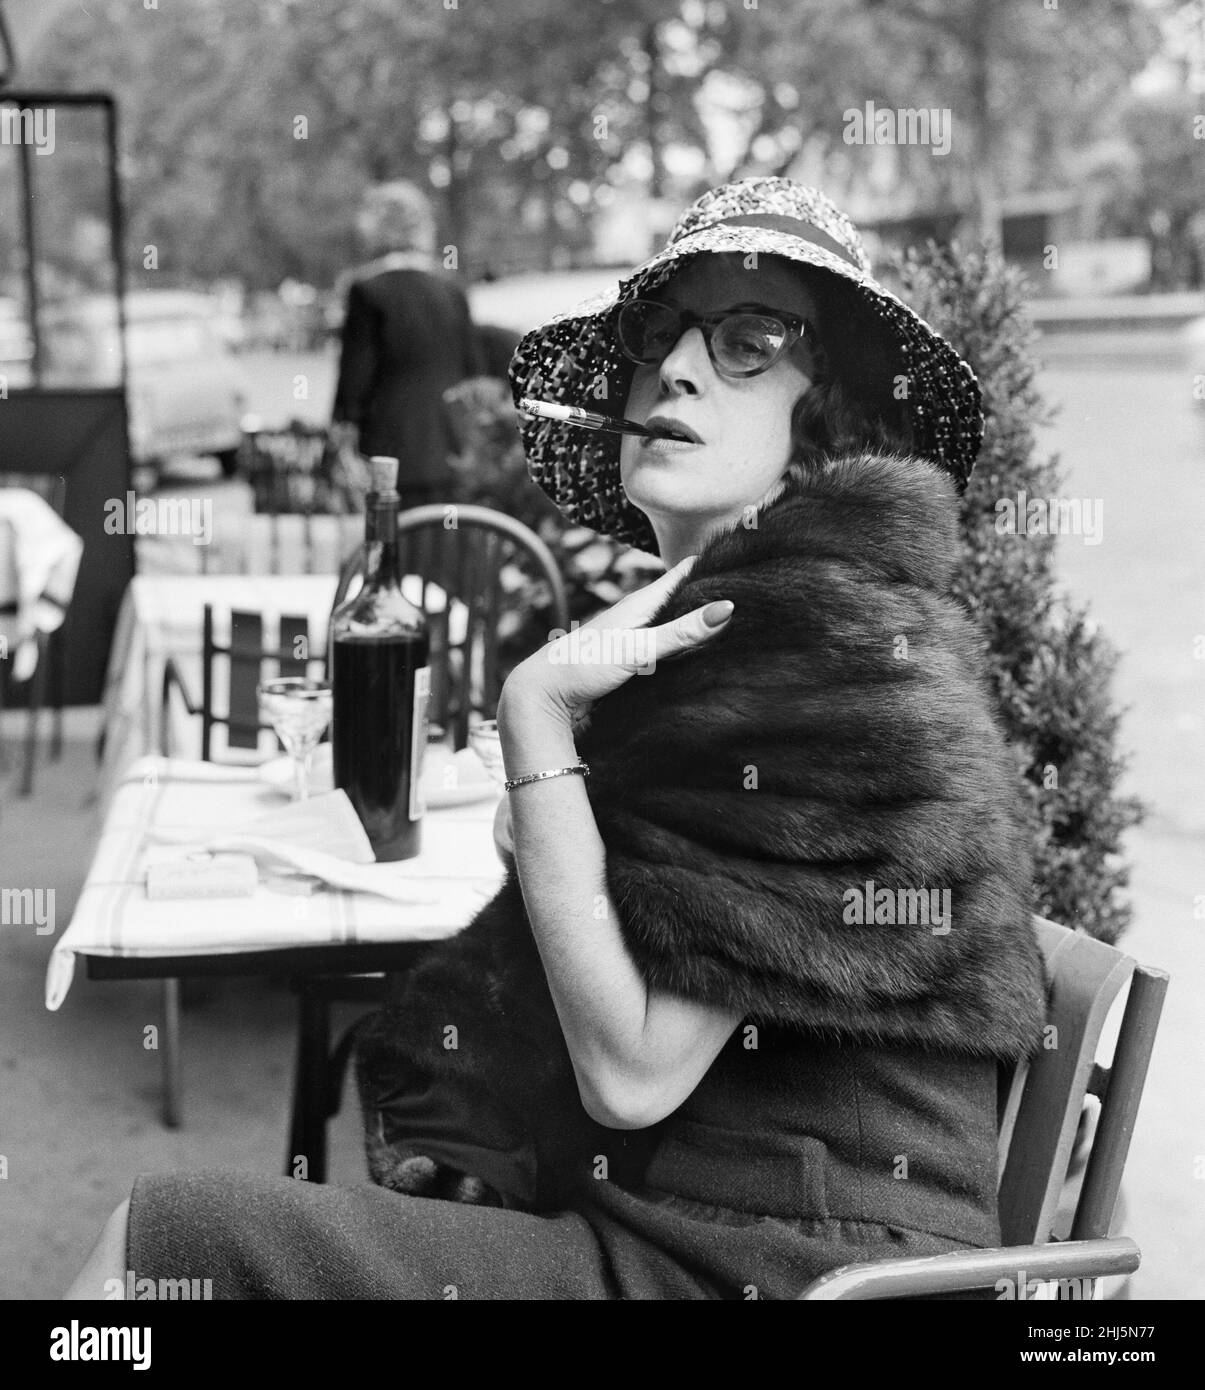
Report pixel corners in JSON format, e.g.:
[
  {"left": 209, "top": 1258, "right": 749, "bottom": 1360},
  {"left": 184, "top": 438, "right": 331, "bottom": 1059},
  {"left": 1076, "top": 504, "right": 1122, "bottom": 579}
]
[{"left": 355, "top": 450, "right": 1047, "bottom": 1210}]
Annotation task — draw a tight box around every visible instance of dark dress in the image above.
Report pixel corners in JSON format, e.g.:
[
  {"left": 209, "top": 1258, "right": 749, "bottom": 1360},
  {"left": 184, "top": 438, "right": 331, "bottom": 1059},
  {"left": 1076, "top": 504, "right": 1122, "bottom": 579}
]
[
  {"left": 331, "top": 263, "right": 482, "bottom": 505},
  {"left": 126, "top": 1027, "right": 999, "bottom": 1300}
]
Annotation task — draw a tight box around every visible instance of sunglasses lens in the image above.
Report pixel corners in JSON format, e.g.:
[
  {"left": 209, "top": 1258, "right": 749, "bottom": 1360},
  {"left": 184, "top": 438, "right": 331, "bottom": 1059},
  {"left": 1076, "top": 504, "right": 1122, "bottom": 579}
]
[
  {"left": 712, "top": 315, "right": 789, "bottom": 374},
  {"left": 616, "top": 302, "right": 797, "bottom": 376},
  {"left": 616, "top": 301, "right": 679, "bottom": 364}
]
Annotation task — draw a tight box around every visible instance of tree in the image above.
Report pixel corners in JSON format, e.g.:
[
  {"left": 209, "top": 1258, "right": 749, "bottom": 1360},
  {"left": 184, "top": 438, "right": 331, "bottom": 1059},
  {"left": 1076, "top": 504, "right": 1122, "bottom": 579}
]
[{"left": 19, "top": 0, "right": 1172, "bottom": 287}]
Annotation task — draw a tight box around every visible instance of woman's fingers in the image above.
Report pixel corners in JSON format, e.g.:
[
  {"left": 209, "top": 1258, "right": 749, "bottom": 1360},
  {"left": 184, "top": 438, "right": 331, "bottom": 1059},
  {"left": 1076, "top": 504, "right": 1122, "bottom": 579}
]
[
  {"left": 648, "top": 599, "right": 735, "bottom": 663},
  {"left": 594, "top": 554, "right": 699, "bottom": 629}
]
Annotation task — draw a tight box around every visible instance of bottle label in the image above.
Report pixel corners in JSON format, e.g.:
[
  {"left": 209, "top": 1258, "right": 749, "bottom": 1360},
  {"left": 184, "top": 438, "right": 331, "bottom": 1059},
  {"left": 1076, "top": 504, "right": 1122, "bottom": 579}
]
[{"left": 409, "top": 666, "right": 432, "bottom": 821}]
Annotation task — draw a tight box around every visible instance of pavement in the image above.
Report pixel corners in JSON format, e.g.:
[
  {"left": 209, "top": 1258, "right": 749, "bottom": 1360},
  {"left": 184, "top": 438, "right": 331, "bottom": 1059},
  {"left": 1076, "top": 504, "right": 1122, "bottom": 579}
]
[{"left": 0, "top": 340, "right": 1201, "bottom": 1301}]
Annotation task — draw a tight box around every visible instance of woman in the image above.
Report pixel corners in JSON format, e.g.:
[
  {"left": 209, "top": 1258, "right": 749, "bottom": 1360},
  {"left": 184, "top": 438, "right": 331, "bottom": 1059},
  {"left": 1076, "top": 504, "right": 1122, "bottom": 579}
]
[{"left": 68, "top": 178, "right": 1046, "bottom": 1300}]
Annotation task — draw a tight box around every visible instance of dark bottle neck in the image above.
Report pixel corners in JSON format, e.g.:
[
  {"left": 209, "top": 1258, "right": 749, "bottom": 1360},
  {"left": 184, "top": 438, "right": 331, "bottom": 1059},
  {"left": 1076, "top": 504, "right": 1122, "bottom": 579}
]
[
  {"left": 362, "top": 491, "right": 379, "bottom": 544},
  {"left": 367, "top": 490, "right": 401, "bottom": 584}
]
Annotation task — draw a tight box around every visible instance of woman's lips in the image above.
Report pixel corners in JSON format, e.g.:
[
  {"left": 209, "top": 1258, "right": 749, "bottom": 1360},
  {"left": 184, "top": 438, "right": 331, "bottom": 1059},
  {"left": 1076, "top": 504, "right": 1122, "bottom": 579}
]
[
  {"left": 645, "top": 415, "right": 702, "bottom": 443},
  {"left": 640, "top": 434, "right": 701, "bottom": 452}
]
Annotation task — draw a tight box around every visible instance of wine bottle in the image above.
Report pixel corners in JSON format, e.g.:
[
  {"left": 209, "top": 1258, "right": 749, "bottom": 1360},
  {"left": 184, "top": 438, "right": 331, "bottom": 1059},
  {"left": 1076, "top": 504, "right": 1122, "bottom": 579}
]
[{"left": 330, "top": 456, "right": 431, "bottom": 861}]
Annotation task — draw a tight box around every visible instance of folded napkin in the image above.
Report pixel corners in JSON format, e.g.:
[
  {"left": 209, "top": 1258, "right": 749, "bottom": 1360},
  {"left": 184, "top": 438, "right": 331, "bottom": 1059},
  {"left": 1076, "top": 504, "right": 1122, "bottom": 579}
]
[{"left": 147, "top": 788, "right": 439, "bottom": 904}]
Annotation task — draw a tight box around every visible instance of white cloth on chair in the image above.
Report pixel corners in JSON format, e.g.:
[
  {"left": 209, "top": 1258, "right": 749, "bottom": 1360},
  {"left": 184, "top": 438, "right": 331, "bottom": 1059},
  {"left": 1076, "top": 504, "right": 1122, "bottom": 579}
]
[{"left": 0, "top": 488, "right": 83, "bottom": 681}]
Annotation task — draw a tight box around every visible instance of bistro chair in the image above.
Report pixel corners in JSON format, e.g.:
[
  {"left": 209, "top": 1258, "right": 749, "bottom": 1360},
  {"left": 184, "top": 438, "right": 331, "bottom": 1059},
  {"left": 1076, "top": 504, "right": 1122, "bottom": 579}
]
[
  {"left": 797, "top": 917, "right": 1168, "bottom": 1299},
  {"left": 291, "top": 503, "right": 570, "bottom": 1182},
  {"left": 330, "top": 503, "right": 571, "bottom": 749},
  {"left": 156, "top": 602, "right": 320, "bottom": 1125},
  {"left": 394, "top": 504, "right": 569, "bottom": 748},
  {"left": 241, "top": 422, "right": 366, "bottom": 518}
]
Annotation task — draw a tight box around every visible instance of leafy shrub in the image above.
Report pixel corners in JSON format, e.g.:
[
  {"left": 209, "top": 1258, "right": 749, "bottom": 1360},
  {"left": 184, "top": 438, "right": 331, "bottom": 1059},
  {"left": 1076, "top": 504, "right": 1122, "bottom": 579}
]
[{"left": 898, "top": 240, "right": 1143, "bottom": 943}]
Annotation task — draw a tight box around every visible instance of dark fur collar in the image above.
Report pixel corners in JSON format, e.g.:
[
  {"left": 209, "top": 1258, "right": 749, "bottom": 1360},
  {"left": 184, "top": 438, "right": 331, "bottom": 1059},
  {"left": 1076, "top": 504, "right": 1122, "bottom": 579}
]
[{"left": 579, "top": 448, "right": 1047, "bottom": 1058}]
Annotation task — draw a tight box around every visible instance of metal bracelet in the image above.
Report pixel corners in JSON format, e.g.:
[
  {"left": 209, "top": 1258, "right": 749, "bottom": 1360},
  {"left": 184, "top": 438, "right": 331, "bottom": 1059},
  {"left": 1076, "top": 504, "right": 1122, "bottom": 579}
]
[{"left": 504, "top": 760, "right": 590, "bottom": 793}]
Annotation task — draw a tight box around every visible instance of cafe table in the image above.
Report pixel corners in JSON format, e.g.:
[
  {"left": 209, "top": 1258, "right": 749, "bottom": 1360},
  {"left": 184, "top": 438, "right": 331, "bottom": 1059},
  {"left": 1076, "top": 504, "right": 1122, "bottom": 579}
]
[
  {"left": 95, "top": 571, "right": 469, "bottom": 806},
  {"left": 47, "top": 753, "right": 506, "bottom": 1177}
]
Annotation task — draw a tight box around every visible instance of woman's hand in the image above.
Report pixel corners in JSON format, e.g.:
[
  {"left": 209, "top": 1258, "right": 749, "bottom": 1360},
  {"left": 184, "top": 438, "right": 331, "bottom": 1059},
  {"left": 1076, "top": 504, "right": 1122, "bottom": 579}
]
[{"left": 501, "top": 554, "right": 734, "bottom": 734}]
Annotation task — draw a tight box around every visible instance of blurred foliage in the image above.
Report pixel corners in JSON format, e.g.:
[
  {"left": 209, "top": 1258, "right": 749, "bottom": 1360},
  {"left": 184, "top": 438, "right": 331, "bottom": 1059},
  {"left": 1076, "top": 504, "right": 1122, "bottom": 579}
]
[
  {"left": 21, "top": 0, "right": 1171, "bottom": 288},
  {"left": 1084, "top": 86, "right": 1205, "bottom": 288},
  {"left": 898, "top": 240, "right": 1144, "bottom": 943}
]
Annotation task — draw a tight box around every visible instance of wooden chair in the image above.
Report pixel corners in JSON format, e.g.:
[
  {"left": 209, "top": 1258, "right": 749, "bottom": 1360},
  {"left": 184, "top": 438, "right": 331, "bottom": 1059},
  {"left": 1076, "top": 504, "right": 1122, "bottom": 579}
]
[
  {"left": 156, "top": 603, "right": 320, "bottom": 1126},
  {"left": 290, "top": 504, "right": 570, "bottom": 1182},
  {"left": 797, "top": 917, "right": 1168, "bottom": 1299},
  {"left": 393, "top": 504, "right": 569, "bottom": 749},
  {"left": 242, "top": 422, "right": 366, "bottom": 520}
]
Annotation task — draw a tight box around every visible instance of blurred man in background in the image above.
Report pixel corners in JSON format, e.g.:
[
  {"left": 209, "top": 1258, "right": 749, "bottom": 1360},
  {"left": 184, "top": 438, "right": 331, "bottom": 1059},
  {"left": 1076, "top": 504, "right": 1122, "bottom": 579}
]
[{"left": 332, "top": 180, "right": 482, "bottom": 506}]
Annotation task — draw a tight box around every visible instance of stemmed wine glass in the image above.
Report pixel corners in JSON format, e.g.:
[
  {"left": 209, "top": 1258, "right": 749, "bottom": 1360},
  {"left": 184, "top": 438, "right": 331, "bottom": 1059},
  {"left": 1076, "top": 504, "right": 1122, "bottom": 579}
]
[{"left": 257, "top": 677, "right": 333, "bottom": 801}]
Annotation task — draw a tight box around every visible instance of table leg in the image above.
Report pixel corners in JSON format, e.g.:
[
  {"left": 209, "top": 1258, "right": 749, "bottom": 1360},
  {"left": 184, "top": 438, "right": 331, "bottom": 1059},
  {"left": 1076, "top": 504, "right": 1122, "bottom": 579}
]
[
  {"left": 161, "top": 977, "right": 182, "bottom": 1128},
  {"left": 287, "top": 986, "right": 329, "bottom": 1183}
]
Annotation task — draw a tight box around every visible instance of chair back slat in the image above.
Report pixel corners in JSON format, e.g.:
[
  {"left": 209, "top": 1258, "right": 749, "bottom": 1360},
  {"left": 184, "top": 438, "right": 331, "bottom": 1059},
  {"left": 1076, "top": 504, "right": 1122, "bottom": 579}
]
[
  {"left": 997, "top": 918, "right": 1135, "bottom": 1246},
  {"left": 1071, "top": 963, "right": 1168, "bottom": 1240},
  {"left": 0, "top": 517, "right": 17, "bottom": 608},
  {"left": 201, "top": 604, "right": 216, "bottom": 761},
  {"left": 227, "top": 611, "right": 266, "bottom": 749},
  {"left": 186, "top": 605, "right": 316, "bottom": 761},
  {"left": 479, "top": 530, "right": 503, "bottom": 723}
]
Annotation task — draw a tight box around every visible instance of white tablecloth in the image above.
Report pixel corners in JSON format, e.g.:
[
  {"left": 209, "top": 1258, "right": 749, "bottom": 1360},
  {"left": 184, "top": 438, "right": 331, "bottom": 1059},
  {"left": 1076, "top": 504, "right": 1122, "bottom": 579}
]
[{"left": 47, "top": 755, "right": 506, "bottom": 1010}]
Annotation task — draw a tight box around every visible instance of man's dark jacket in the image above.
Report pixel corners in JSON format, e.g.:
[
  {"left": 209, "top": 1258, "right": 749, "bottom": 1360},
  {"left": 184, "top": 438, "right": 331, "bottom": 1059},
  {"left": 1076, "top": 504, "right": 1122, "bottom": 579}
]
[{"left": 332, "top": 263, "right": 482, "bottom": 500}]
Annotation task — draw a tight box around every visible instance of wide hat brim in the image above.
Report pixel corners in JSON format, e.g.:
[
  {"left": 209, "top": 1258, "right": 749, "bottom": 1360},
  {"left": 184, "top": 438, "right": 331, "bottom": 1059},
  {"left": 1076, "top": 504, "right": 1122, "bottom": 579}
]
[{"left": 508, "top": 221, "right": 983, "bottom": 555}]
